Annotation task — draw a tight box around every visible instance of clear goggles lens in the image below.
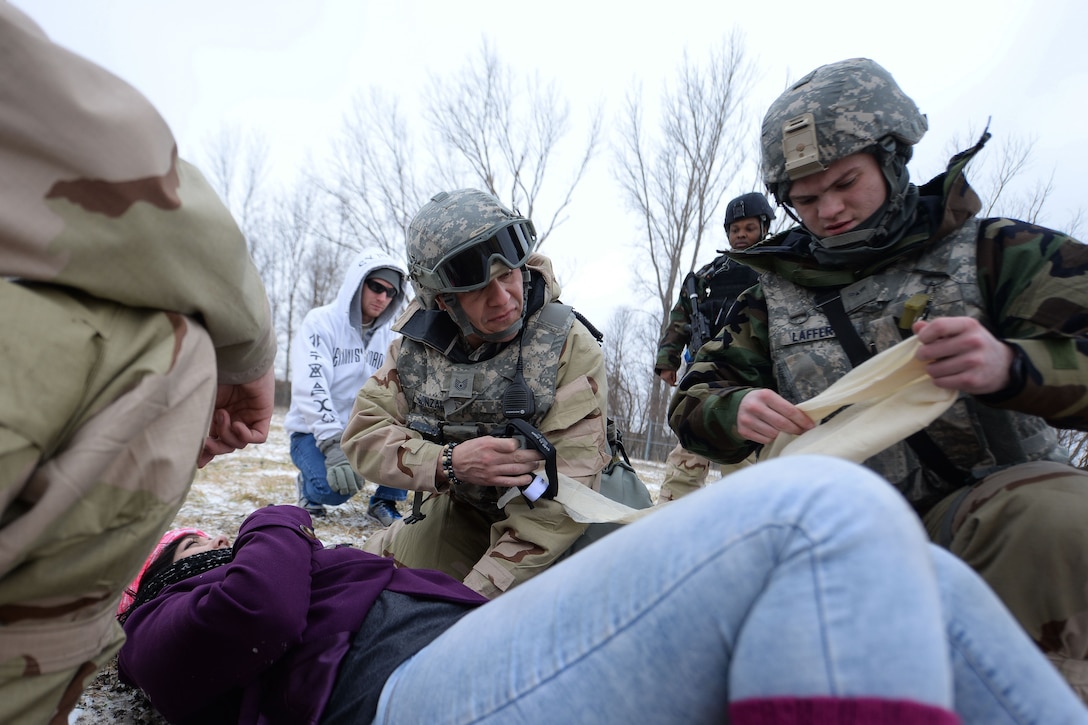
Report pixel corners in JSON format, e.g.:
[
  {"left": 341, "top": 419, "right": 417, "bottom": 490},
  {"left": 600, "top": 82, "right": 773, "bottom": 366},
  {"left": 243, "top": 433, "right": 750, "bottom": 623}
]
[{"left": 433, "top": 223, "right": 535, "bottom": 292}]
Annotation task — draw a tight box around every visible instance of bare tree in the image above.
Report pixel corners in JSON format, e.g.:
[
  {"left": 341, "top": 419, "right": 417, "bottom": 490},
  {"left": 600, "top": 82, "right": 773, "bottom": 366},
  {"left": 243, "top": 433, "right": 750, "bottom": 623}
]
[
  {"left": 203, "top": 45, "right": 605, "bottom": 386},
  {"left": 944, "top": 128, "right": 1079, "bottom": 229},
  {"left": 202, "top": 129, "right": 348, "bottom": 380},
  {"left": 201, "top": 127, "right": 306, "bottom": 379},
  {"left": 424, "top": 41, "right": 602, "bottom": 247},
  {"left": 263, "top": 183, "right": 337, "bottom": 381},
  {"left": 616, "top": 35, "right": 754, "bottom": 318},
  {"left": 322, "top": 89, "right": 424, "bottom": 258},
  {"left": 200, "top": 126, "right": 271, "bottom": 259},
  {"left": 1065, "top": 207, "right": 1085, "bottom": 242},
  {"left": 603, "top": 306, "right": 686, "bottom": 460},
  {"left": 322, "top": 41, "right": 600, "bottom": 261},
  {"left": 976, "top": 134, "right": 1057, "bottom": 223},
  {"left": 613, "top": 31, "right": 755, "bottom": 438},
  {"left": 604, "top": 307, "right": 653, "bottom": 426}
]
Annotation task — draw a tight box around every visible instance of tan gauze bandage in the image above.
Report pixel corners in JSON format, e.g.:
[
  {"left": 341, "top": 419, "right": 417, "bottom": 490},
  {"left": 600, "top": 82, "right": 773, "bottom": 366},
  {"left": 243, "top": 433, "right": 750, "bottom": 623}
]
[
  {"left": 763, "top": 336, "right": 957, "bottom": 462},
  {"left": 503, "top": 339, "right": 957, "bottom": 525}
]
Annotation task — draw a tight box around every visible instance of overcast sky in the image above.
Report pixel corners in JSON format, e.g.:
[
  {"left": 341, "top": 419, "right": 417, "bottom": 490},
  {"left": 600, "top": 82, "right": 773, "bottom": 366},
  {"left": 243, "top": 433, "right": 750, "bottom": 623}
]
[{"left": 19, "top": 0, "right": 1087, "bottom": 332}]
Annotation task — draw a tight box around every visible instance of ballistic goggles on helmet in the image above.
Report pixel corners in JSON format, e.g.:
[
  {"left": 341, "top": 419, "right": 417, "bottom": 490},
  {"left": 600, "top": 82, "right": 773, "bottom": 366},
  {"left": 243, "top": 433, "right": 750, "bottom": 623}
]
[{"left": 420, "top": 221, "right": 536, "bottom": 293}]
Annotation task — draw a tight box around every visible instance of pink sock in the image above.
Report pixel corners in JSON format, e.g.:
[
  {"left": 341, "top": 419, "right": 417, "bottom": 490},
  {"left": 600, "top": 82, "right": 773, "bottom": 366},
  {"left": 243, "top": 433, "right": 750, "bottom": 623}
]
[{"left": 729, "top": 696, "right": 960, "bottom": 725}]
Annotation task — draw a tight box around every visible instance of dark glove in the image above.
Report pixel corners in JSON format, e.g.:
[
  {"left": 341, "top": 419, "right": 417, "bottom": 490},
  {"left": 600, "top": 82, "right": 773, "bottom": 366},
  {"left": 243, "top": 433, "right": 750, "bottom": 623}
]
[{"left": 318, "top": 437, "right": 363, "bottom": 496}]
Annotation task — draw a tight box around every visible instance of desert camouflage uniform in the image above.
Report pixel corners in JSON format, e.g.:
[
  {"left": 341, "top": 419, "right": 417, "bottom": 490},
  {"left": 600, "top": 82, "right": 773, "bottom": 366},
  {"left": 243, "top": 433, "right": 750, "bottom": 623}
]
[
  {"left": 343, "top": 255, "right": 610, "bottom": 599},
  {"left": 656, "top": 445, "right": 712, "bottom": 503},
  {"left": 0, "top": 7, "right": 275, "bottom": 722},
  {"left": 655, "top": 256, "right": 759, "bottom": 501},
  {"left": 670, "top": 144, "right": 1088, "bottom": 698}
]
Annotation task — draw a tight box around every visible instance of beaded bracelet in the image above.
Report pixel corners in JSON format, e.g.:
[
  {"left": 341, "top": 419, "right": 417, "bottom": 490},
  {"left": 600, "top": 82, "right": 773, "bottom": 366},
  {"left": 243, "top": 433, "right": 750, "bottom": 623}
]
[{"left": 442, "top": 442, "right": 464, "bottom": 486}]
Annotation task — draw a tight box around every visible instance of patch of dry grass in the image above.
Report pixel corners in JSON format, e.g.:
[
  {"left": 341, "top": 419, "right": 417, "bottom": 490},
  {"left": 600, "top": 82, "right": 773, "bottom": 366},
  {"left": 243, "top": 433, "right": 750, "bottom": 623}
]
[{"left": 166, "top": 409, "right": 389, "bottom": 546}]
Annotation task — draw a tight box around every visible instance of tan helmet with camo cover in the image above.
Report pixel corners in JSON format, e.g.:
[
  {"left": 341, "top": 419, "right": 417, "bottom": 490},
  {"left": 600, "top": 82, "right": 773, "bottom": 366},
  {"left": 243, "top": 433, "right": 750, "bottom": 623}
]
[
  {"left": 760, "top": 57, "right": 928, "bottom": 205},
  {"left": 406, "top": 188, "right": 537, "bottom": 340}
]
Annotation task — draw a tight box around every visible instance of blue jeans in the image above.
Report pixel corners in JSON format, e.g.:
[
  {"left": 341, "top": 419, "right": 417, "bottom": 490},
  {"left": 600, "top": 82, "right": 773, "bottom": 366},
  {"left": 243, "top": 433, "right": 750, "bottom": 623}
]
[
  {"left": 290, "top": 433, "right": 406, "bottom": 507},
  {"left": 375, "top": 457, "right": 1085, "bottom": 724}
]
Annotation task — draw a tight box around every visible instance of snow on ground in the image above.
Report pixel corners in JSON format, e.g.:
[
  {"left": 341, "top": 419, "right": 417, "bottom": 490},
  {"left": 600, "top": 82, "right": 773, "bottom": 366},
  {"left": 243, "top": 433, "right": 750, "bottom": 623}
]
[{"left": 71, "top": 410, "right": 679, "bottom": 723}]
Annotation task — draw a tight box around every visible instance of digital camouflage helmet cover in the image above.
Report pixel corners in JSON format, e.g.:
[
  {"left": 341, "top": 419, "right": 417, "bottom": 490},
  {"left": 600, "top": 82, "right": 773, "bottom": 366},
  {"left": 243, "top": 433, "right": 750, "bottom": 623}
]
[
  {"left": 760, "top": 57, "right": 928, "bottom": 205},
  {"left": 760, "top": 58, "right": 930, "bottom": 266},
  {"left": 406, "top": 188, "right": 537, "bottom": 341}
]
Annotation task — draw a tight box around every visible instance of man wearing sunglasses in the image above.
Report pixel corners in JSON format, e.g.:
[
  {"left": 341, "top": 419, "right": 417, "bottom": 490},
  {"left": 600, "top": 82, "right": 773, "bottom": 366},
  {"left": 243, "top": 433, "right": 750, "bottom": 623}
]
[
  {"left": 285, "top": 250, "right": 409, "bottom": 524},
  {"left": 342, "top": 189, "right": 611, "bottom": 599}
]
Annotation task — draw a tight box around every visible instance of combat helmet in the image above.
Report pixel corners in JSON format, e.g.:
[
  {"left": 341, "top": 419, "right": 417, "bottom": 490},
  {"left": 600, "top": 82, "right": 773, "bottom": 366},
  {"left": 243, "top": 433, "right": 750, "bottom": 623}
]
[
  {"left": 760, "top": 58, "right": 929, "bottom": 266},
  {"left": 761, "top": 57, "right": 928, "bottom": 205},
  {"left": 407, "top": 188, "right": 537, "bottom": 341},
  {"left": 723, "top": 192, "right": 775, "bottom": 233}
]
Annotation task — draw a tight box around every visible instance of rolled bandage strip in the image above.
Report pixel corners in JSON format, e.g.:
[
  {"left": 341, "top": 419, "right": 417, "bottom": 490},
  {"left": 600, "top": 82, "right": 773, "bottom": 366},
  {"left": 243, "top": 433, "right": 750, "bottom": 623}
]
[{"left": 522, "top": 474, "right": 549, "bottom": 502}]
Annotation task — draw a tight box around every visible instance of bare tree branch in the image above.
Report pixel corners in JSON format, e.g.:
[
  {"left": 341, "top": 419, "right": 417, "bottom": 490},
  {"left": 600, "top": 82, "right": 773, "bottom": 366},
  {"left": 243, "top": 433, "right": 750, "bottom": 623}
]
[
  {"left": 604, "top": 306, "right": 659, "bottom": 430},
  {"left": 423, "top": 40, "right": 601, "bottom": 247},
  {"left": 612, "top": 32, "right": 754, "bottom": 436},
  {"left": 319, "top": 88, "right": 425, "bottom": 258},
  {"left": 200, "top": 126, "right": 270, "bottom": 259},
  {"left": 614, "top": 32, "right": 754, "bottom": 327},
  {"left": 944, "top": 127, "right": 1074, "bottom": 226}
]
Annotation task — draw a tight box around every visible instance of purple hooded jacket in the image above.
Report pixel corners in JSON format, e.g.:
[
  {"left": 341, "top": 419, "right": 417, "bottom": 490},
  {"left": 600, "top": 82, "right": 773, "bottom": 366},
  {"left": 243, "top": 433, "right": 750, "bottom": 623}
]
[{"left": 118, "top": 506, "right": 486, "bottom": 724}]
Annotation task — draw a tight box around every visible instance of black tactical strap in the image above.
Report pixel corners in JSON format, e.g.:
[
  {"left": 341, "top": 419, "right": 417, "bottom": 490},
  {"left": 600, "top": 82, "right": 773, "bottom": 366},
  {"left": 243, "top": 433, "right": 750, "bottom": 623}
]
[
  {"left": 813, "top": 290, "right": 874, "bottom": 364},
  {"left": 492, "top": 417, "right": 560, "bottom": 506},
  {"left": 903, "top": 431, "right": 973, "bottom": 492},
  {"left": 404, "top": 491, "right": 426, "bottom": 524},
  {"left": 572, "top": 308, "right": 604, "bottom": 344},
  {"left": 813, "top": 289, "right": 971, "bottom": 488}
]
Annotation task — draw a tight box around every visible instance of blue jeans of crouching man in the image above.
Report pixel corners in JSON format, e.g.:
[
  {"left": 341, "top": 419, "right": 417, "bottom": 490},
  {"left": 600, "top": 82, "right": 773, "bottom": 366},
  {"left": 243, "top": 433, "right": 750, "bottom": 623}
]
[{"left": 290, "top": 432, "right": 406, "bottom": 507}]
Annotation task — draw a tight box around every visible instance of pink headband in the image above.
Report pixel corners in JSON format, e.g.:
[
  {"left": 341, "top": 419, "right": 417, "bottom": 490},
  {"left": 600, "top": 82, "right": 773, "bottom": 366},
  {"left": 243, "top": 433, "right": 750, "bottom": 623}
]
[{"left": 116, "top": 527, "right": 207, "bottom": 618}]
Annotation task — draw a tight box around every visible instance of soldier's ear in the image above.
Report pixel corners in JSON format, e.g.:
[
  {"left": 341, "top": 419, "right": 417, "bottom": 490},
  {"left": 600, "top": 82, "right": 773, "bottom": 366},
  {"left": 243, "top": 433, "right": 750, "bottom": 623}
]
[{"left": 436, "top": 296, "right": 449, "bottom": 312}]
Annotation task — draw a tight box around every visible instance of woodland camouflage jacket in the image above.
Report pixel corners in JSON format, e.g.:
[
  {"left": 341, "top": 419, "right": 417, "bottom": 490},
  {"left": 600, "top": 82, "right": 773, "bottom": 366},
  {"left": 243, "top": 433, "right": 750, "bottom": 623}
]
[
  {"left": 655, "top": 256, "right": 759, "bottom": 374},
  {"left": 670, "top": 146, "right": 1088, "bottom": 498}
]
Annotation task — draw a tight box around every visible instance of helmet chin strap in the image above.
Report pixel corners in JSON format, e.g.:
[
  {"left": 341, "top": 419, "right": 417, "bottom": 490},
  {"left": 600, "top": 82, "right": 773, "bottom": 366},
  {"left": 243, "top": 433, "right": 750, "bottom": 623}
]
[{"left": 808, "top": 144, "right": 918, "bottom": 268}]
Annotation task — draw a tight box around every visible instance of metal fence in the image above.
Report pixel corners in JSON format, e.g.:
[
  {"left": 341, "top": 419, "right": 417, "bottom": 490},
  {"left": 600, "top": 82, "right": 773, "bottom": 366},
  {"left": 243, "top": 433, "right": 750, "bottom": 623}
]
[{"left": 612, "top": 418, "right": 677, "bottom": 463}]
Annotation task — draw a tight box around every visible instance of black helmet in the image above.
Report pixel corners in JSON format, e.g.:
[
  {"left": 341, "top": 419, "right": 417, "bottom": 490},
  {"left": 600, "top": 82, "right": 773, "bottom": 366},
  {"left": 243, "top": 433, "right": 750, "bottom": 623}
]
[{"left": 723, "top": 192, "right": 775, "bottom": 230}]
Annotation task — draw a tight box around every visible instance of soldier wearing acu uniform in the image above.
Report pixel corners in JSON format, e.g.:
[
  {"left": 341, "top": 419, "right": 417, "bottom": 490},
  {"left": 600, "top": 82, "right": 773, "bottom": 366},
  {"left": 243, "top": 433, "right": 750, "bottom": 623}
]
[
  {"left": 654, "top": 193, "right": 769, "bottom": 501},
  {"left": 669, "top": 57, "right": 1088, "bottom": 700},
  {"left": 342, "top": 189, "right": 610, "bottom": 599}
]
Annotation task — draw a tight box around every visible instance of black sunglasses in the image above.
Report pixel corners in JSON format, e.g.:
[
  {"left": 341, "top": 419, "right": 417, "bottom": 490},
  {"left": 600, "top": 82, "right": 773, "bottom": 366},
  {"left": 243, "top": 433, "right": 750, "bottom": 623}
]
[{"left": 365, "top": 278, "right": 399, "bottom": 299}]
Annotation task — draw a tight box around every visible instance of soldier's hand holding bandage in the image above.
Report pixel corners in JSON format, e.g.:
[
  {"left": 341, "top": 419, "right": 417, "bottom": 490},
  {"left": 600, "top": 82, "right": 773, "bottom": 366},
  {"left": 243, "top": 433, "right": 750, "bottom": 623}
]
[{"left": 441, "top": 435, "right": 543, "bottom": 489}]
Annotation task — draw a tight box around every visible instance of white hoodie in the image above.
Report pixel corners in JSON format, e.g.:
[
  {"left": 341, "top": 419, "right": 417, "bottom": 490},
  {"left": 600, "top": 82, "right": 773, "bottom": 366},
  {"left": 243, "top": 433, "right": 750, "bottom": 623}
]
[{"left": 284, "top": 250, "right": 409, "bottom": 443}]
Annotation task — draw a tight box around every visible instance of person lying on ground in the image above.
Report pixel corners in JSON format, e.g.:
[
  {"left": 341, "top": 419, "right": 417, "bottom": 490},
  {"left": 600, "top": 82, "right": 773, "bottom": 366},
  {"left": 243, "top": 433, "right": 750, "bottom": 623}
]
[{"left": 116, "top": 456, "right": 1085, "bottom": 725}]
